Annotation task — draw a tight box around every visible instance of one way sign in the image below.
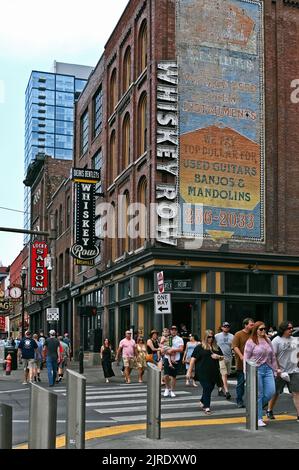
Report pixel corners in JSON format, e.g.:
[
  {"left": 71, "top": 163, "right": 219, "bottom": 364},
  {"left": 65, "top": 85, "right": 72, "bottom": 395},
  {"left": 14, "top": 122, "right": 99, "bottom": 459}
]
[{"left": 154, "top": 293, "right": 172, "bottom": 315}]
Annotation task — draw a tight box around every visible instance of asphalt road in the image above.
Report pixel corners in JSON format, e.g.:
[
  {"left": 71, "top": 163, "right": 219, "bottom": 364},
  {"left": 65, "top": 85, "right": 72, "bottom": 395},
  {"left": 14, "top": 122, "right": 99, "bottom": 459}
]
[{"left": 0, "top": 364, "right": 297, "bottom": 447}]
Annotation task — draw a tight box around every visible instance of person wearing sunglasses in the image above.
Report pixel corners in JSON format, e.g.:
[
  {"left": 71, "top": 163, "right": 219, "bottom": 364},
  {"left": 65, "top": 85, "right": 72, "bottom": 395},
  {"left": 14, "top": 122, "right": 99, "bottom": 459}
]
[
  {"left": 187, "top": 330, "right": 224, "bottom": 414},
  {"left": 243, "top": 321, "right": 278, "bottom": 427},
  {"left": 266, "top": 321, "right": 299, "bottom": 422}
]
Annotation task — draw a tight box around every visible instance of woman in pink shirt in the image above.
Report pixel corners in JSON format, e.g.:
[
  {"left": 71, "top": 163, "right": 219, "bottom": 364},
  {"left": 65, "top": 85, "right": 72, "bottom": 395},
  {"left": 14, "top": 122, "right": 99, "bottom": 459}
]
[{"left": 244, "top": 321, "right": 279, "bottom": 427}]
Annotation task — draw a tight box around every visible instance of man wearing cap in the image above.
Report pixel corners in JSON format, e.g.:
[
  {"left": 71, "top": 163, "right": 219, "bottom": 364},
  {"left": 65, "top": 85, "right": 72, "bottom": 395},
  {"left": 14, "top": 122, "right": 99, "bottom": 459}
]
[
  {"left": 43, "top": 330, "right": 61, "bottom": 387},
  {"left": 116, "top": 330, "right": 137, "bottom": 384},
  {"left": 163, "top": 325, "right": 184, "bottom": 398},
  {"left": 215, "top": 323, "right": 234, "bottom": 399},
  {"left": 18, "top": 331, "right": 38, "bottom": 384}
]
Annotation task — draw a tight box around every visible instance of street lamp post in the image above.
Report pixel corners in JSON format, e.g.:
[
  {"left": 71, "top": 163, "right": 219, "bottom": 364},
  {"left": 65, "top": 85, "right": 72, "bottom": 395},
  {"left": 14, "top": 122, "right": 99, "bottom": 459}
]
[{"left": 20, "top": 266, "right": 27, "bottom": 338}]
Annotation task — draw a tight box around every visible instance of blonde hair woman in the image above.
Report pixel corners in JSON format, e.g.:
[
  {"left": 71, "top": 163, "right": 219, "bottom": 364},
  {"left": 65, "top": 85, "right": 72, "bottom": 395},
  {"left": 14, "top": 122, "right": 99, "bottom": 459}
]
[{"left": 187, "top": 330, "right": 224, "bottom": 414}]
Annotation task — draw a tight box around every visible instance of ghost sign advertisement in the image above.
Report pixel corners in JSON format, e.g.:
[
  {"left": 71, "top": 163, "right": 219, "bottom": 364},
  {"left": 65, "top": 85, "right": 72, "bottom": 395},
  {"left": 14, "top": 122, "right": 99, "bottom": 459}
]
[{"left": 177, "top": 0, "right": 265, "bottom": 241}]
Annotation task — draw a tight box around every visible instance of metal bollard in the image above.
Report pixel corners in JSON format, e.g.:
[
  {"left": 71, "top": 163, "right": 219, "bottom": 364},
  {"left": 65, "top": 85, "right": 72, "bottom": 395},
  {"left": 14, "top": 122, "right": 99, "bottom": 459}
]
[
  {"left": 66, "top": 369, "right": 86, "bottom": 449},
  {"left": 28, "top": 384, "right": 57, "bottom": 449},
  {"left": 0, "top": 404, "right": 12, "bottom": 449},
  {"left": 146, "top": 362, "right": 161, "bottom": 439},
  {"left": 79, "top": 347, "right": 84, "bottom": 374},
  {"left": 246, "top": 360, "right": 258, "bottom": 431}
]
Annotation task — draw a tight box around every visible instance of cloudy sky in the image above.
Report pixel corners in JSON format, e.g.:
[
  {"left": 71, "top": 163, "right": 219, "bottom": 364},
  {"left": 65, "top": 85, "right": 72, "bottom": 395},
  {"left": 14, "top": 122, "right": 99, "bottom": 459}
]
[{"left": 0, "top": 0, "right": 128, "bottom": 266}]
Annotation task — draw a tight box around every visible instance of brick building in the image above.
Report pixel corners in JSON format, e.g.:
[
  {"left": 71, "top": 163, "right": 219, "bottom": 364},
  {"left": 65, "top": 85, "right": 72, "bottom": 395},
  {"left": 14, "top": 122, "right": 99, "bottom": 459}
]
[
  {"left": 70, "top": 0, "right": 299, "bottom": 353},
  {"left": 24, "top": 154, "right": 72, "bottom": 335}
]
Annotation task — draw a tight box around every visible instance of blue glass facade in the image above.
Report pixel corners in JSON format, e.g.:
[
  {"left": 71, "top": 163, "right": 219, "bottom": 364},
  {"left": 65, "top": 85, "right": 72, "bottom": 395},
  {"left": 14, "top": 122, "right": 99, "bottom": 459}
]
[{"left": 24, "top": 70, "right": 89, "bottom": 238}]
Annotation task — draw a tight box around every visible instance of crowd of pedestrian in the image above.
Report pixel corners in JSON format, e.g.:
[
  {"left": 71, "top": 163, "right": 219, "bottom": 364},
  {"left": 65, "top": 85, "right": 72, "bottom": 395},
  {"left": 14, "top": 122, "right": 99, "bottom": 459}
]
[
  {"left": 17, "top": 329, "right": 71, "bottom": 387},
  {"left": 101, "top": 318, "right": 298, "bottom": 426}
]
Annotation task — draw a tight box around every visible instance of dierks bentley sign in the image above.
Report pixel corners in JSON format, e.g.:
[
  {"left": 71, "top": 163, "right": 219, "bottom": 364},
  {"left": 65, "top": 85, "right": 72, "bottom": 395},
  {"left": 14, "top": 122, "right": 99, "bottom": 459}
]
[
  {"left": 31, "top": 241, "right": 48, "bottom": 295},
  {"left": 71, "top": 168, "right": 100, "bottom": 265}
]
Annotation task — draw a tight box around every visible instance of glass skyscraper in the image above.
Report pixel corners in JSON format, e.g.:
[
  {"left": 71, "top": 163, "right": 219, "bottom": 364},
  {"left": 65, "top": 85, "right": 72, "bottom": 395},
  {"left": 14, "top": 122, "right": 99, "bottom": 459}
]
[{"left": 24, "top": 62, "right": 93, "bottom": 240}]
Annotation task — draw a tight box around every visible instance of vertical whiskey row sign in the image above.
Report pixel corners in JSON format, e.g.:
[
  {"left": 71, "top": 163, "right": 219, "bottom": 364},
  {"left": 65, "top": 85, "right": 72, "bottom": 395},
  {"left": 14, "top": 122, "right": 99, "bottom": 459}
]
[{"left": 71, "top": 168, "right": 100, "bottom": 266}]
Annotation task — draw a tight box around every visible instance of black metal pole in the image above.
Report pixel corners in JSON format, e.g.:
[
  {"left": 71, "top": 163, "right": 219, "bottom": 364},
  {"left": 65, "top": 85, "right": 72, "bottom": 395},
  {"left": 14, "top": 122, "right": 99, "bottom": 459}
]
[
  {"left": 21, "top": 273, "right": 26, "bottom": 338},
  {"left": 79, "top": 347, "right": 84, "bottom": 374}
]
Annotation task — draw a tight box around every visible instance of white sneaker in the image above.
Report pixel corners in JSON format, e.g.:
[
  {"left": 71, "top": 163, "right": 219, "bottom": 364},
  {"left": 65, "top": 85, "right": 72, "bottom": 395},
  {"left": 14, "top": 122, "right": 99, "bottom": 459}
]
[
  {"left": 22, "top": 381, "right": 28, "bottom": 385},
  {"left": 170, "top": 390, "right": 176, "bottom": 398},
  {"left": 163, "top": 388, "right": 170, "bottom": 397},
  {"left": 105, "top": 379, "right": 109, "bottom": 383},
  {"left": 258, "top": 419, "right": 266, "bottom": 427}
]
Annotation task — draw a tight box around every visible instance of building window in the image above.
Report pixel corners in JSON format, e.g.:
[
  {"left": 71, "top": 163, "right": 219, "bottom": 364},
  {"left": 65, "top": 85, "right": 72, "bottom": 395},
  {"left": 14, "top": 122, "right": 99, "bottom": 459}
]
[
  {"left": 138, "top": 20, "right": 147, "bottom": 75},
  {"left": 121, "top": 191, "right": 130, "bottom": 254},
  {"left": 111, "top": 202, "right": 117, "bottom": 261},
  {"left": 93, "top": 86, "right": 103, "bottom": 138},
  {"left": 110, "top": 131, "right": 116, "bottom": 182},
  {"left": 287, "top": 276, "right": 299, "bottom": 295},
  {"left": 225, "top": 272, "right": 247, "bottom": 293},
  {"left": 137, "top": 177, "right": 147, "bottom": 246},
  {"left": 123, "top": 47, "right": 131, "bottom": 94},
  {"left": 92, "top": 149, "right": 102, "bottom": 196},
  {"left": 122, "top": 113, "right": 130, "bottom": 169},
  {"left": 59, "top": 253, "right": 64, "bottom": 287},
  {"left": 109, "top": 69, "right": 117, "bottom": 116},
  {"left": 66, "top": 195, "right": 71, "bottom": 228},
  {"left": 80, "top": 109, "right": 89, "bottom": 155},
  {"left": 55, "top": 210, "right": 58, "bottom": 235},
  {"left": 137, "top": 93, "right": 147, "bottom": 156},
  {"left": 225, "top": 272, "right": 273, "bottom": 295},
  {"left": 65, "top": 249, "right": 70, "bottom": 284},
  {"left": 109, "top": 285, "right": 116, "bottom": 303},
  {"left": 119, "top": 279, "right": 130, "bottom": 300},
  {"left": 59, "top": 204, "right": 63, "bottom": 236}
]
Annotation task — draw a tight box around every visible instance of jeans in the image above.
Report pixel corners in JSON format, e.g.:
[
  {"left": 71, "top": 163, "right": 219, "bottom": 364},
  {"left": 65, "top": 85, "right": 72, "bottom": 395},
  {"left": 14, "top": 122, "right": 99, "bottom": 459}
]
[
  {"left": 46, "top": 357, "right": 58, "bottom": 386},
  {"left": 236, "top": 370, "right": 245, "bottom": 405},
  {"left": 257, "top": 363, "right": 276, "bottom": 420},
  {"left": 199, "top": 380, "right": 215, "bottom": 409}
]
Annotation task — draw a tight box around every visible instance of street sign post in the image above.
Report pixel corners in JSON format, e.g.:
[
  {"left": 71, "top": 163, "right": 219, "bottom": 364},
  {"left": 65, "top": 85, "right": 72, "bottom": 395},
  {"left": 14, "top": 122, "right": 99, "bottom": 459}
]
[
  {"left": 154, "top": 293, "right": 172, "bottom": 314},
  {"left": 156, "top": 271, "right": 164, "bottom": 294},
  {"left": 46, "top": 308, "right": 59, "bottom": 322}
]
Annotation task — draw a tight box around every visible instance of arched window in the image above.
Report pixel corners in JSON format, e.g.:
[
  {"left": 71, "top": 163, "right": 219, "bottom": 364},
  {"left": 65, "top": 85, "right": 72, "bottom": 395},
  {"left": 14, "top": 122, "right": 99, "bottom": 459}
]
[
  {"left": 138, "top": 93, "right": 147, "bottom": 156},
  {"left": 111, "top": 202, "right": 117, "bottom": 261},
  {"left": 122, "top": 114, "right": 131, "bottom": 169},
  {"left": 65, "top": 249, "right": 70, "bottom": 285},
  {"left": 110, "top": 130, "right": 116, "bottom": 182},
  {"left": 123, "top": 47, "right": 131, "bottom": 94},
  {"left": 137, "top": 177, "right": 147, "bottom": 246},
  {"left": 122, "top": 191, "right": 130, "bottom": 253},
  {"left": 109, "top": 69, "right": 117, "bottom": 115},
  {"left": 59, "top": 204, "right": 63, "bottom": 236},
  {"left": 59, "top": 253, "right": 64, "bottom": 287},
  {"left": 138, "top": 20, "right": 147, "bottom": 75},
  {"left": 66, "top": 196, "right": 71, "bottom": 228}
]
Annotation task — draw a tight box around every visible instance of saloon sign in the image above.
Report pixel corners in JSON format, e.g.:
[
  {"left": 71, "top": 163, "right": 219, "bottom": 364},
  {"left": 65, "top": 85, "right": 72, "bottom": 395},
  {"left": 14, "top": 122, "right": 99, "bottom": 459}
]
[
  {"left": 31, "top": 241, "right": 48, "bottom": 295},
  {"left": 71, "top": 168, "right": 100, "bottom": 266}
]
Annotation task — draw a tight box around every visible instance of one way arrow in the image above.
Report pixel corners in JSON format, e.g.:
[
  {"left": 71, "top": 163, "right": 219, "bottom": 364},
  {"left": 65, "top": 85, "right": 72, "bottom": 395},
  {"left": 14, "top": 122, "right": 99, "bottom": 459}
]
[{"left": 158, "top": 306, "right": 168, "bottom": 312}]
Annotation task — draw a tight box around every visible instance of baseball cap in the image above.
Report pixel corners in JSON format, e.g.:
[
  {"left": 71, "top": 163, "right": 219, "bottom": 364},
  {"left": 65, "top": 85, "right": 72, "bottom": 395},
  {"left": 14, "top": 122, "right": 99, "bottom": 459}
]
[
  {"left": 170, "top": 325, "right": 177, "bottom": 330},
  {"left": 49, "top": 329, "right": 56, "bottom": 336},
  {"left": 222, "top": 322, "right": 230, "bottom": 327}
]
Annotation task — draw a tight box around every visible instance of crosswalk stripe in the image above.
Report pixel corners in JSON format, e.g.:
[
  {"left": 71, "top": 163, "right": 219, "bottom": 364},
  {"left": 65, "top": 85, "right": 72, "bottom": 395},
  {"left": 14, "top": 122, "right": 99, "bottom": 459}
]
[
  {"left": 108, "top": 408, "right": 245, "bottom": 422},
  {"left": 92, "top": 400, "right": 233, "bottom": 414},
  {"left": 83, "top": 391, "right": 190, "bottom": 402},
  {"left": 86, "top": 396, "right": 203, "bottom": 407}
]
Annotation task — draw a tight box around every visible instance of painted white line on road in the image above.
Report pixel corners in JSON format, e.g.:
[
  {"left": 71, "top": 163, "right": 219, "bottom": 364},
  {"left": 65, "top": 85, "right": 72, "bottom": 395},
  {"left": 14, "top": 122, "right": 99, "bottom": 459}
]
[
  {"left": 88, "top": 395, "right": 205, "bottom": 407},
  {"left": 94, "top": 400, "right": 233, "bottom": 414},
  {"left": 0, "top": 388, "right": 29, "bottom": 394},
  {"left": 12, "top": 419, "right": 112, "bottom": 424},
  {"left": 84, "top": 391, "right": 190, "bottom": 402},
  {"left": 110, "top": 408, "right": 245, "bottom": 422}
]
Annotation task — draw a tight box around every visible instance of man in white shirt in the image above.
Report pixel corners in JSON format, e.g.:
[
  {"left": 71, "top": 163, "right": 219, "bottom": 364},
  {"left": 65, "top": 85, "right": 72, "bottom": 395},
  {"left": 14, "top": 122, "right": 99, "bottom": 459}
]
[
  {"left": 266, "top": 321, "right": 299, "bottom": 421},
  {"left": 215, "top": 322, "right": 234, "bottom": 399},
  {"left": 163, "top": 325, "right": 184, "bottom": 398}
]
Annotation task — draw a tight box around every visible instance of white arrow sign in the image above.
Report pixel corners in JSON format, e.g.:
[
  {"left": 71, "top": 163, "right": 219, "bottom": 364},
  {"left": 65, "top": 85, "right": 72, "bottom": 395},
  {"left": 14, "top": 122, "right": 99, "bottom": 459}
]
[{"left": 154, "top": 293, "right": 172, "bottom": 314}]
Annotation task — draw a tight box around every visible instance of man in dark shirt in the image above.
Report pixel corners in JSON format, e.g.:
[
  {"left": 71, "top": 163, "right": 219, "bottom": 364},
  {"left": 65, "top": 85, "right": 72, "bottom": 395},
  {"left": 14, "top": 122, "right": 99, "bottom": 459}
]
[
  {"left": 43, "top": 330, "right": 60, "bottom": 387},
  {"left": 18, "top": 331, "right": 38, "bottom": 384}
]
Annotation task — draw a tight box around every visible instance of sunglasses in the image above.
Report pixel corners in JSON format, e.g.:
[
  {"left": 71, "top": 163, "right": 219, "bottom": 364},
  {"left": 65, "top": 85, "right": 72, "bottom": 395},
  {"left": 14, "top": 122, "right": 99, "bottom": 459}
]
[
  {"left": 258, "top": 327, "right": 266, "bottom": 331},
  {"left": 207, "top": 335, "right": 214, "bottom": 339},
  {"left": 286, "top": 327, "right": 293, "bottom": 330}
]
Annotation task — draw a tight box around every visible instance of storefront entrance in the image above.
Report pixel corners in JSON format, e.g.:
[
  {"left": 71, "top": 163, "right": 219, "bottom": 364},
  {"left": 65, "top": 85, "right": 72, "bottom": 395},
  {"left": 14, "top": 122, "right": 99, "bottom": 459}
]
[
  {"left": 225, "top": 301, "right": 273, "bottom": 334},
  {"left": 172, "top": 302, "right": 193, "bottom": 335}
]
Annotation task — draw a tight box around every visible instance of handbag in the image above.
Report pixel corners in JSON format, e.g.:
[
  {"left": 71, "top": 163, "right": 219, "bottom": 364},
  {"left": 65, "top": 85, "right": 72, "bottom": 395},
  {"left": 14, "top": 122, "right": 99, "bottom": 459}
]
[{"left": 145, "top": 353, "right": 154, "bottom": 363}]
